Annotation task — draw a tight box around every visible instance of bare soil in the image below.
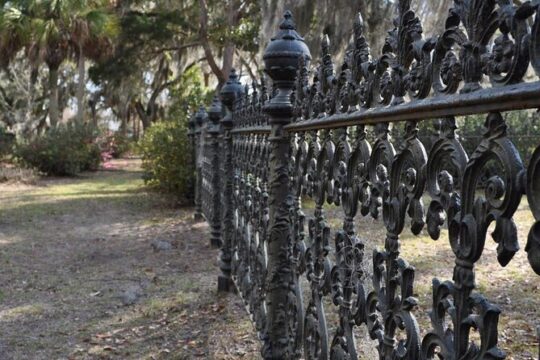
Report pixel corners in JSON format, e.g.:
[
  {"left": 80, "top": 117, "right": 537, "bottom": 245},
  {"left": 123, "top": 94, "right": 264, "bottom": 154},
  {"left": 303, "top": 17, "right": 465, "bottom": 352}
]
[{"left": 0, "top": 159, "right": 260, "bottom": 360}]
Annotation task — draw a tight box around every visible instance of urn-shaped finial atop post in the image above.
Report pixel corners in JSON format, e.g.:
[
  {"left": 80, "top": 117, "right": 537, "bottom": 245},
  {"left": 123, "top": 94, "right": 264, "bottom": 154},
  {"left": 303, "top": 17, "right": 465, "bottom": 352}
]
[
  {"left": 208, "top": 95, "right": 223, "bottom": 126},
  {"left": 263, "top": 11, "right": 311, "bottom": 123},
  {"left": 219, "top": 69, "right": 243, "bottom": 128},
  {"left": 195, "top": 105, "right": 208, "bottom": 128},
  {"left": 220, "top": 69, "right": 243, "bottom": 111},
  {"left": 263, "top": 11, "right": 311, "bottom": 83}
]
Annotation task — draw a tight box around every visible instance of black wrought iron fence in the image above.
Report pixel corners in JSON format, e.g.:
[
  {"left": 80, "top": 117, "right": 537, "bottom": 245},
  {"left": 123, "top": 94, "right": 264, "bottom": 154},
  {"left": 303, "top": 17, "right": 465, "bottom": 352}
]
[{"left": 192, "top": 1, "right": 540, "bottom": 359}]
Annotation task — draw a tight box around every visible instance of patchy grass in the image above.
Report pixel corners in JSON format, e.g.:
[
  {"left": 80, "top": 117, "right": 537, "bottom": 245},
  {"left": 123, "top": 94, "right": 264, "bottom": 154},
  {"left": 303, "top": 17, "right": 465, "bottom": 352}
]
[
  {"left": 0, "top": 303, "right": 47, "bottom": 322},
  {"left": 0, "top": 164, "right": 38, "bottom": 184},
  {"left": 0, "top": 159, "right": 260, "bottom": 359}
]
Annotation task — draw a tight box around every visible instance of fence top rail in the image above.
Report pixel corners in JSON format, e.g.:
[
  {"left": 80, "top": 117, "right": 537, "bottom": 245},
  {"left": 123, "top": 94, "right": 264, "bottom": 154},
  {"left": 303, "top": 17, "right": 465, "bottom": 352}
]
[
  {"left": 225, "top": 0, "right": 540, "bottom": 135},
  {"left": 230, "top": 80, "right": 540, "bottom": 135},
  {"left": 285, "top": 81, "right": 540, "bottom": 132},
  {"left": 231, "top": 126, "right": 272, "bottom": 135}
]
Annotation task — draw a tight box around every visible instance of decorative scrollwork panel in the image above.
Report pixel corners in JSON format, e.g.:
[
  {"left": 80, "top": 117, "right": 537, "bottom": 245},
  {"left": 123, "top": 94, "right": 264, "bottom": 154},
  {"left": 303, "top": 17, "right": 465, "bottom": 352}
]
[{"left": 195, "top": 2, "right": 540, "bottom": 359}]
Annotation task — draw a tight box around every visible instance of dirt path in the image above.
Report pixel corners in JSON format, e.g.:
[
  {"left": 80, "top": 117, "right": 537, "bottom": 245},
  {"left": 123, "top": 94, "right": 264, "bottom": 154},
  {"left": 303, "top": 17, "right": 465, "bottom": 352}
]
[
  {"left": 2, "top": 158, "right": 538, "bottom": 359},
  {"left": 0, "top": 159, "right": 260, "bottom": 360}
]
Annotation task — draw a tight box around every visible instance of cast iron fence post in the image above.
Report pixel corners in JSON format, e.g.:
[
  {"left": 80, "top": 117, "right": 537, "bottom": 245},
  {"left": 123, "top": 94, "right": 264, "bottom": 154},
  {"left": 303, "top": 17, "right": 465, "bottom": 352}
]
[
  {"left": 194, "top": 106, "right": 208, "bottom": 221},
  {"left": 261, "top": 11, "right": 311, "bottom": 359},
  {"left": 218, "top": 70, "right": 243, "bottom": 292},
  {"left": 207, "top": 96, "right": 223, "bottom": 248}
]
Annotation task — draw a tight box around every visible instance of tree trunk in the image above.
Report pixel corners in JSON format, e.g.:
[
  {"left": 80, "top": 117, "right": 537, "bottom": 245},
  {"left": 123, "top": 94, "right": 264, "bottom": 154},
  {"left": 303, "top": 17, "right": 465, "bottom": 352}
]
[
  {"left": 76, "top": 47, "right": 86, "bottom": 124},
  {"left": 259, "top": 0, "right": 393, "bottom": 59},
  {"left": 48, "top": 64, "right": 60, "bottom": 127},
  {"left": 135, "top": 101, "right": 152, "bottom": 130},
  {"left": 139, "top": 114, "right": 151, "bottom": 130},
  {"left": 91, "top": 104, "right": 98, "bottom": 127},
  {"left": 120, "top": 104, "right": 129, "bottom": 137},
  {"left": 26, "top": 69, "right": 34, "bottom": 135},
  {"left": 219, "top": 2, "right": 236, "bottom": 87},
  {"left": 132, "top": 114, "right": 137, "bottom": 140}
]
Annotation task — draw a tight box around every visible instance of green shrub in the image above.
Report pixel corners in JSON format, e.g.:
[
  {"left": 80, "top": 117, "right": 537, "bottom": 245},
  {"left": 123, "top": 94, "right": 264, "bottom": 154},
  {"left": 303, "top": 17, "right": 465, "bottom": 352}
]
[
  {"left": 137, "top": 65, "right": 210, "bottom": 203},
  {"left": 15, "top": 124, "right": 102, "bottom": 176},
  {"left": 139, "top": 120, "right": 194, "bottom": 203}
]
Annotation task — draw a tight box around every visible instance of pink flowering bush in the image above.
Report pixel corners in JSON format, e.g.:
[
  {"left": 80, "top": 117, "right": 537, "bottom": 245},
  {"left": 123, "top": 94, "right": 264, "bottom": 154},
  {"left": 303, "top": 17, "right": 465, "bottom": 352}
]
[{"left": 100, "top": 131, "right": 131, "bottom": 159}]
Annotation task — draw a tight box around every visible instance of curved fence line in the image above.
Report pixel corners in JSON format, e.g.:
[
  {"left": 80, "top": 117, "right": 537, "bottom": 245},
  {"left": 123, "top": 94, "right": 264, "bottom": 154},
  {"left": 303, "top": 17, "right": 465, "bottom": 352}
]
[{"left": 191, "top": 1, "right": 540, "bottom": 358}]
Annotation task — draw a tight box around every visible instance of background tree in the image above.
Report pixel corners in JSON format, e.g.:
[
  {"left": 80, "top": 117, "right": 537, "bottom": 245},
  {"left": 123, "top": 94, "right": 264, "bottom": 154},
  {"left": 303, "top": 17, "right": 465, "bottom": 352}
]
[
  {"left": 0, "top": 0, "right": 117, "bottom": 127},
  {"left": 0, "top": 53, "right": 47, "bottom": 135},
  {"left": 259, "top": 0, "right": 394, "bottom": 59},
  {"left": 259, "top": 0, "right": 454, "bottom": 60},
  {"left": 198, "top": 0, "right": 260, "bottom": 86},
  {"left": 90, "top": 0, "right": 203, "bottom": 130},
  {"left": 70, "top": 0, "right": 118, "bottom": 125}
]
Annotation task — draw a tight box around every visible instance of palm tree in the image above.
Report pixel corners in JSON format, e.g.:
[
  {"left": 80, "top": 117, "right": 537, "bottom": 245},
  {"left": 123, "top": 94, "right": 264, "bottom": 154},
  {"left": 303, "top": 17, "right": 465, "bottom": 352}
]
[
  {"left": 0, "top": 0, "right": 117, "bottom": 127},
  {"left": 70, "top": 1, "right": 118, "bottom": 125},
  {"left": 0, "top": 3, "right": 38, "bottom": 130}
]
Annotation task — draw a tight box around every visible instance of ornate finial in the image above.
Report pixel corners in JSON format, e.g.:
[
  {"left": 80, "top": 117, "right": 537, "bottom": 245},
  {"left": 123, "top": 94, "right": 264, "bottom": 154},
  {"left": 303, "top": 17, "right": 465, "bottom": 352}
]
[
  {"left": 263, "top": 10, "right": 311, "bottom": 82},
  {"left": 354, "top": 13, "right": 364, "bottom": 35},
  {"left": 228, "top": 68, "right": 239, "bottom": 83},
  {"left": 352, "top": 12, "right": 370, "bottom": 67},
  {"left": 280, "top": 10, "right": 296, "bottom": 30},
  {"left": 220, "top": 68, "right": 243, "bottom": 110},
  {"left": 208, "top": 95, "right": 222, "bottom": 125},
  {"left": 322, "top": 40, "right": 333, "bottom": 71},
  {"left": 321, "top": 34, "right": 331, "bottom": 57},
  {"left": 321, "top": 34, "right": 332, "bottom": 64},
  {"left": 296, "top": 56, "right": 309, "bottom": 96},
  {"left": 320, "top": 34, "right": 335, "bottom": 95},
  {"left": 195, "top": 105, "right": 208, "bottom": 126}
]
